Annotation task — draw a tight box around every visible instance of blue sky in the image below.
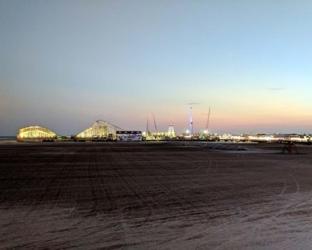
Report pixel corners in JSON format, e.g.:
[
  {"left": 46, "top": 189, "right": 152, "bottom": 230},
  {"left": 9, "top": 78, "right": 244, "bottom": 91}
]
[{"left": 1, "top": 0, "right": 312, "bottom": 135}]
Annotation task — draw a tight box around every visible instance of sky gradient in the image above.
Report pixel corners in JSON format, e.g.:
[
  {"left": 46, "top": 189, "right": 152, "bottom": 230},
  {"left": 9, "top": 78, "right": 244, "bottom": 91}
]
[{"left": 1, "top": 0, "right": 312, "bottom": 135}]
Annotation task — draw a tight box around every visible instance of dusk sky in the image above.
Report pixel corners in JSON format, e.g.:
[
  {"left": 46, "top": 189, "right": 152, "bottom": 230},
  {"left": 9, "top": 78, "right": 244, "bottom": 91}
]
[{"left": 1, "top": 0, "right": 312, "bottom": 135}]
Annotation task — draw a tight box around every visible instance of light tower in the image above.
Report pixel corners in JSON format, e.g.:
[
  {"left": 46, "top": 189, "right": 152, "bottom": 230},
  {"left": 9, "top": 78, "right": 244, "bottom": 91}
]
[
  {"left": 189, "top": 105, "right": 193, "bottom": 136},
  {"left": 146, "top": 117, "right": 150, "bottom": 136},
  {"left": 187, "top": 102, "right": 199, "bottom": 137},
  {"left": 152, "top": 113, "right": 158, "bottom": 133},
  {"left": 205, "top": 107, "right": 211, "bottom": 134}
]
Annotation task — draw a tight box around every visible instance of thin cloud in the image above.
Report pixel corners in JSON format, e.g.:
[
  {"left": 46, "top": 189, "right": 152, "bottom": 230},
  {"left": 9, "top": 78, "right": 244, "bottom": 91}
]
[{"left": 267, "top": 87, "right": 285, "bottom": 91}]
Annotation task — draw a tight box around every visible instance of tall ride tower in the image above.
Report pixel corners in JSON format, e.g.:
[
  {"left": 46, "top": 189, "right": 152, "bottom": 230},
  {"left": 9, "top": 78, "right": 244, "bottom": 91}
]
[
  {"left": 189, "top": 105, "right": 193, "bottom": 136},
  {"left": 187, "top": 102, "right": 199, "bottom": 136},
  {"left": 205, "top": 107, "right": 211, "bottom": 133}
]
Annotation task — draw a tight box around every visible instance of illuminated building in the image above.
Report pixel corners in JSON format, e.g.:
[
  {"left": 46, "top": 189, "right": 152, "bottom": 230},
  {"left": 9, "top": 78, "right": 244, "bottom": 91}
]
[
  {"left": 167, "top": 125, "right": 176, "bottom": 138},
  {"left": 17, "top": 126, "right": 57, "bottom": 142},
  {"left": 75, "top": 120, "right": 120, "bottom": 141}
]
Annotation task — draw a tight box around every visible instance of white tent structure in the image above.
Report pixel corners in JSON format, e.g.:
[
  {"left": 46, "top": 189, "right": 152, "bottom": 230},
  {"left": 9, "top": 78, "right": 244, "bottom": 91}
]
[
  {"left": 167, "top": 125, "right": 176, "bottom": 138},
  {"left": 17, "top": 125, "right": 57, "bottom": 141},
  {"left": 75, "top": 120, "right": 121, "bottom": 140}
]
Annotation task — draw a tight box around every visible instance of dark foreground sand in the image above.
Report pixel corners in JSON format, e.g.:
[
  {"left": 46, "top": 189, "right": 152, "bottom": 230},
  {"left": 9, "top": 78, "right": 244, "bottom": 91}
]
[{"left": 1, "top": 142, "right": 312, "bottom": 249}]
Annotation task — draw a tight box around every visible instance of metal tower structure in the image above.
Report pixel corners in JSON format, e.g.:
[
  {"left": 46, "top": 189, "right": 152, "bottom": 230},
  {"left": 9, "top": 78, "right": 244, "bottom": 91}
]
[
  {"left": 206, "top": 107, "right": 211, "bottom": 133},
  {"left": 189, "top": 106, "right": 193, "bottom": 136},
  {"left": 187, "top": 102, "right": 199, "bottom": 136},
  {"left": 146, "top": 117, "right": 150, "bottom": 135},
  {"left": 152, "top": 113, "right": 158, "bottom": 133}
]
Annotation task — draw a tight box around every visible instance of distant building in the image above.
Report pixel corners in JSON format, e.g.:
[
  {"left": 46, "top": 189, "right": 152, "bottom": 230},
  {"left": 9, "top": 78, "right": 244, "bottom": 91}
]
[
  {"left": 17, "top": 125, "right": 57, "bottom": 142},
  {"left": 116, "top": 131, "right": 142, "bottom": 141},
  {"left": 75, "top": 120, "right": 120, "bottom": 141}
]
